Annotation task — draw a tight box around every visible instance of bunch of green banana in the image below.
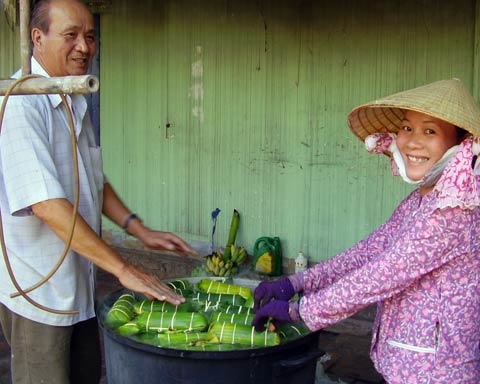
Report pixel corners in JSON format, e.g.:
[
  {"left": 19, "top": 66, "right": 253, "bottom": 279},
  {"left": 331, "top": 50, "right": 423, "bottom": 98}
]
[
  {"left": 205, "top": 245, "right": 247, "bottom": 277},
  {"left": 229, "top": 244, "right": 247, "bottom": 265},
  {"left": 206, "top": 251, "right": 236, "bottom": 277}
]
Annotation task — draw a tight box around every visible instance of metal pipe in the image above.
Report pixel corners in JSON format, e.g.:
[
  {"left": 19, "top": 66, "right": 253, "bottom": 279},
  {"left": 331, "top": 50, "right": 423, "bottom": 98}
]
[
  {"left": 19, "top": 0, "right": 31, "bottom": 76},
  {"left": 0, "top": 75, "right": 99, "bottom": 95}
]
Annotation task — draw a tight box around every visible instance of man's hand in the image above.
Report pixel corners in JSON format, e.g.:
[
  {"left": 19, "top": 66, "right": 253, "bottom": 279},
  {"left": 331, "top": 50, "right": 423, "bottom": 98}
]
[
  {"left": 101, "top": 183, "right": 198, "bottom": 256},
  {"left": 137, "top": 229, "right": 198, "bottom": 256},
  {"left": 117, "top": 264, "right": 185, "bottom": 305}
]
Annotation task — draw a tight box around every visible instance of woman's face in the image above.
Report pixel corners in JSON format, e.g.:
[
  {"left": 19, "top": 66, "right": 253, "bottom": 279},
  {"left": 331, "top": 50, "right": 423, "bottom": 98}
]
[{"left": 396, "top": 110, "right": 460, "bottom": 187}]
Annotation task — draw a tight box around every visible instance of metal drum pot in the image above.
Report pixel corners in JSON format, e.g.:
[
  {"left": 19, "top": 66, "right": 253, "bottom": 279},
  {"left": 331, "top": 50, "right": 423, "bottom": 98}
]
[{"left": 98, "top": 277, "right": 324, "bottom": 384}]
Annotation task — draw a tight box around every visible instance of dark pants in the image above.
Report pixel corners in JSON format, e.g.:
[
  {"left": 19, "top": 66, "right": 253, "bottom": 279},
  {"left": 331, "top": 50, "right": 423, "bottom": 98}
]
[{"left": 0, "top": 304, "right": 101, "bottom": 384}]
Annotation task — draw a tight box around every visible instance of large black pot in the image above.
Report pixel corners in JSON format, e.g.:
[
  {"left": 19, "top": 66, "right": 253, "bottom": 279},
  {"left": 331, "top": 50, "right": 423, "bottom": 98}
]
[{"left": 98, "top": 277, "right": 324, "bottom": 384}]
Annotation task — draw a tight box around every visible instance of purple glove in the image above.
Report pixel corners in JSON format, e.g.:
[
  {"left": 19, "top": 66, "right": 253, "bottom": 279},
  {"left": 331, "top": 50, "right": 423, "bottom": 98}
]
[
  {"left": 252, "top": 300, "right": 291, "bottom": 332},
  {"left": 253, "top": 278, "right": 295, "bottom": 310}
]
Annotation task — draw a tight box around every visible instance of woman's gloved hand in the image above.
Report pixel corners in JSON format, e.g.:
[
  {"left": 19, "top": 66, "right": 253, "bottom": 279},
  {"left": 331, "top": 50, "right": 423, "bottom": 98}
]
[
  {"left": 253, "top": 278, "right": 295, "bottom": 310},
  {"left": 252, "top": 300, "right": 291, "bottom": 332}
]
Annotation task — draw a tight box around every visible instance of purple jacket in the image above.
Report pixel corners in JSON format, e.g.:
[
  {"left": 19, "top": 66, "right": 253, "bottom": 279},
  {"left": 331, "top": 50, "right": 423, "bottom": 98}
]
[{"left": 297, "top": 189, "right": 480, "bottom": 383}]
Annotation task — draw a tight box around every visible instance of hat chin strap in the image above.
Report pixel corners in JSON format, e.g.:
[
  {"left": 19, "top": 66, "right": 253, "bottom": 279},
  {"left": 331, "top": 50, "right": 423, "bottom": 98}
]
[{"left": 389, "top": 142, "right": 421, "bottom": 185}]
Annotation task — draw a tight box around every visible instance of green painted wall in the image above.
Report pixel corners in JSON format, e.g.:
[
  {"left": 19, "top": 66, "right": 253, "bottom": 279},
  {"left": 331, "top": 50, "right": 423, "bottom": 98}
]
[
  {"left": 1, "top": 0, "right": 479, "bottom": 263},
  {"left": 0, "top": 7, "right": 19, "bottom": 77},
  {"left": 100, "top": 0, "right": 478, "bottom": 261}
]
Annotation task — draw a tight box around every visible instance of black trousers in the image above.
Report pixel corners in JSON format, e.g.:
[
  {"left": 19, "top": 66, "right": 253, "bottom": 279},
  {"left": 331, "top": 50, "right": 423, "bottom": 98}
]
[{"left": 0, "top": 304, "right": 101, "bottom": 384}]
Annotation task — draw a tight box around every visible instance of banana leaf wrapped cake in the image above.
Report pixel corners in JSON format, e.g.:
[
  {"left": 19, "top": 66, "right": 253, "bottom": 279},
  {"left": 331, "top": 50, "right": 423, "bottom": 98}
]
[{"left": 103, "top": 278, "right": 308, "bottom": 350}]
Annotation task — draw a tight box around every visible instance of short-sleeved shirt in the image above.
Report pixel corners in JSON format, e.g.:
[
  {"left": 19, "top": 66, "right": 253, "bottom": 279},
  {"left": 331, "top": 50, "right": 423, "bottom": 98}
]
[{"left": 0, "top": 58, "right": 104, "bottom": 326}]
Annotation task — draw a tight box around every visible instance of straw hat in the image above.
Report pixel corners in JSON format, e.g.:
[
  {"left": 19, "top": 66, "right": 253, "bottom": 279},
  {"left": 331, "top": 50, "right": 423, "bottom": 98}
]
[{"left": 347, "top": 78, "right": 480, "bottom": 143}]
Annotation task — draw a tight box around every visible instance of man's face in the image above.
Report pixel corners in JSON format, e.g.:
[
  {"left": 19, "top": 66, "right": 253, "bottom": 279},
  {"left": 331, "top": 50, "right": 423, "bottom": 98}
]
[{"left": 32, "top": 0, "right": 96, "bottom": 77}]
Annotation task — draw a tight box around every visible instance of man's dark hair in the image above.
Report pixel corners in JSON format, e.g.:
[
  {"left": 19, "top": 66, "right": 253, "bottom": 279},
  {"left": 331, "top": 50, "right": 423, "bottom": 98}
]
[{"left": 30, "top": 0, "right": 53, "bottom": 33}]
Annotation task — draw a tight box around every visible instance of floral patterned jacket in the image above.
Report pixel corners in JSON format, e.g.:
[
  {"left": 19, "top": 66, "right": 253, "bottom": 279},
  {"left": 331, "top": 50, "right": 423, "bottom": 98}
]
[{"left": 298, "top": 188, "right": 480, "bottom": 383}]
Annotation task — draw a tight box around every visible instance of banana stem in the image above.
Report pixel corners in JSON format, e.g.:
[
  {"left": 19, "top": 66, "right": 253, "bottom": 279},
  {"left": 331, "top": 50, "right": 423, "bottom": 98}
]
[{"left": 223, "top": 209, "right": 240, "bottom": 260}]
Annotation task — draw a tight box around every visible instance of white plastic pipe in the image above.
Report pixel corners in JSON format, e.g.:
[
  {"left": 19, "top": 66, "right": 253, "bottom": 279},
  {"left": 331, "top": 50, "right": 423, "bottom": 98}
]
[{"left": 0, "top": 75, "right": 99, "bottom": 95}]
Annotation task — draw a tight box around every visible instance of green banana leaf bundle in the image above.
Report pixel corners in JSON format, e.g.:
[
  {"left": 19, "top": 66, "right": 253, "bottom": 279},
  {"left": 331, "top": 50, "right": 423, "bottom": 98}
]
[
  {"left": 133, "top": 299, "right": 193, "bottom": 315},
  {"left": 207, "top": 321, "right": 280, "bottom": 347},
  {"left": 189, "top": 291, "right": 246, "bottom": 309},
  {"left": 209, "top": 311, "right": 254, "bottom": 326},
  {"left": 197, "top": 279, "right": 252, "bottom": 301},
  {"left": 104, "top": 292, "right": 136, "bottom": 328},
  {"left": 136, "top": 311, "right": 208, "bottom": 333}
]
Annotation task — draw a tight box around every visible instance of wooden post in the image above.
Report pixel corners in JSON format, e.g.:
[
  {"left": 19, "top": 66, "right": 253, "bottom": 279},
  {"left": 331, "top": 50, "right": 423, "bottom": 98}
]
[
  {"left": 20, "top": 0, "right": 31, "bottom": 76},
  {"left": 473, "top": 0, "right": 480, "bottom": 101}
]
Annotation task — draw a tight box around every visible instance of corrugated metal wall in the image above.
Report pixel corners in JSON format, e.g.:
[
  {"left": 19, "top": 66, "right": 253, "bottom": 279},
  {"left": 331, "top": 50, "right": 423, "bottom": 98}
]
[
  {"left": 1, "top": 0, "right": 479, "bottom": 263},
  {"left": 100, "top": 0, "right": 478, "bottom": 261}
]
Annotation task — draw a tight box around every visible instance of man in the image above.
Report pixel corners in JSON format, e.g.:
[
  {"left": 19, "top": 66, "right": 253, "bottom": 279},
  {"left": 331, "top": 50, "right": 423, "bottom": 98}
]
[{"left": 0, "top": 0, "right": 196, "bottom": 382}]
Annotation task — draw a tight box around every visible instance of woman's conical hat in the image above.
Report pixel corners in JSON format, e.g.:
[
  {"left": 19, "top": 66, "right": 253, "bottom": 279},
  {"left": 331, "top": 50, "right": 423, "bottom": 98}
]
[{"left": 347, "top": 79, "right": 480, "bottom": 142}]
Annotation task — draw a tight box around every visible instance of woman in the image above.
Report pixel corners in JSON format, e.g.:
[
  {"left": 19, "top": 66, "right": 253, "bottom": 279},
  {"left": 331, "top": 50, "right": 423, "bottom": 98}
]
[{"left": 252, "top": 79, "right": 480, "bottom": 383}]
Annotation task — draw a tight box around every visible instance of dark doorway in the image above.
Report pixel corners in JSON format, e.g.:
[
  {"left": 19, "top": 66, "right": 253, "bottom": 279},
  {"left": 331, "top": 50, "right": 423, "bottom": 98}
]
[{"left": 86, "top": 14, "right": 101, "bottom": 145}]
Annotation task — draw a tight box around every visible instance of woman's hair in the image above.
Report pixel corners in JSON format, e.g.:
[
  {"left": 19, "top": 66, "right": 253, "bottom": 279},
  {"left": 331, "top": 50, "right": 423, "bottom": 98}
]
[{"left": 456, "top": 127, "right": 470, "bottom": 143}]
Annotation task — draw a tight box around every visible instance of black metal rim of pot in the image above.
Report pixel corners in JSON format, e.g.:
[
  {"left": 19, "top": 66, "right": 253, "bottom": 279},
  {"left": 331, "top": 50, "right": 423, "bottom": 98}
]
[{"left": 97, "top": 276, "right": 322, "bottom": 360}]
